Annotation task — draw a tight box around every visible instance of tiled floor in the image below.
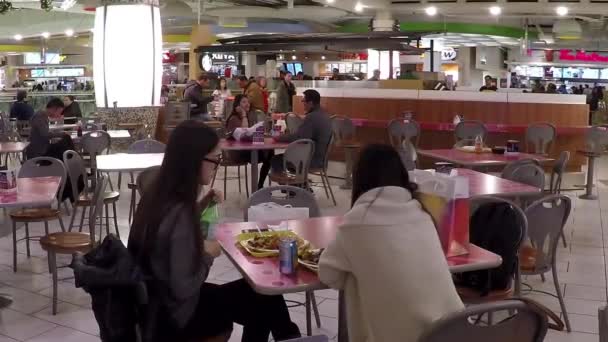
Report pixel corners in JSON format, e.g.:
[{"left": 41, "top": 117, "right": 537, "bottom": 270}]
[{"left": 0, "top": 160, "right": 605, "bottom": 341}]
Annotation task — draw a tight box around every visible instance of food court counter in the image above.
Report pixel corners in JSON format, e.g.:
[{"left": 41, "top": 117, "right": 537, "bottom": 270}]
[{"left": 292, "top": 88, "right": 590, "bottom": 171}]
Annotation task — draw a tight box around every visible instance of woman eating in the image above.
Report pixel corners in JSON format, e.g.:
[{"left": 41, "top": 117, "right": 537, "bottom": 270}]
[
  {"left": 128, "top": 120, "right": 300, "bottom": 342},
  {"left": 318, "top": 144, "right": 464, "bottom": 342}
]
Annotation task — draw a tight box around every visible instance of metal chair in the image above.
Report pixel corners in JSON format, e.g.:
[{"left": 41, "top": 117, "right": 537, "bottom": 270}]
[
  {"left": 388, "top": 119, "right": 420, "bottom": 169},
  {"left": 40, "top": 175, "right": 107, "bottom": 315},
  {"left": 548, "top": 151, "right": 570, "bottom": 248},
  {"left": 309, "top": 134, "right": 337, "bottom": 205},
  {"left": 285, "top": 113, "right": 303, "bottom": 134},
  {"left": 269, "top": 139, "right": 315, "bottom": 189},
  {"left": 507, "top": 164, "right": 546, "bottom": 190},
  {"left": 118, "top": 139, "right": 166, "bottom": 190},
  {"left": 578, "top": 125, "right": 608, "bottom": 200},
  {"left": 331, "top": 116, "right": 359, "bottom": 189},
  {"left": 419, "top": 299, "right": 548, "bottom": 342},
  {"left": 10, "top": 157, "right": 67, "bottom": 272},
  {"left": 519, "top": 194, "right": 572, "bottom": 332},
  {"left": 245, "top": 185, "right": 321, "bottom": 335},
  {"left": 129, "top": 166, "right": 160, "bottom": 224},
  {"left": 501, "top": 159, "right": 541, "bottom": 180},
  {"left": 62, "top": 150, "right": 120, "bottom": 238},
  {"left": 525, "top": 123, "right": 556, "bottom": 155},
  {"left": 454, "top": 120, "right": 487, "bottom": 143},
  {"left": 81, "top": 131, "right": 111, "bottom": 187},
  {"left": 210, "top": 152, "right": 250, "bottom": 200},
  {"left": 16, "top": 120, "right": 30, "bottom": 138}
]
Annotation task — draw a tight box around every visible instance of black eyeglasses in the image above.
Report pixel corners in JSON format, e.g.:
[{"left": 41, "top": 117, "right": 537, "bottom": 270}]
[{"left": 204, "top": 157, "right": 220, "bottom": 168}]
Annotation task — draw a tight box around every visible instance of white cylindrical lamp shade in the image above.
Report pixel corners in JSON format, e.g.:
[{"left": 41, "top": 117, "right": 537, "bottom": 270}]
[{"left": 93, "top": 4, "right": 162, "bottom": 108}]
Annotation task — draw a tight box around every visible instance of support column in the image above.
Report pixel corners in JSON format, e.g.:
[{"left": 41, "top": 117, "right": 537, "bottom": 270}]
[{"left": 189, "top": 25, "right": 214, "bottom": 80}]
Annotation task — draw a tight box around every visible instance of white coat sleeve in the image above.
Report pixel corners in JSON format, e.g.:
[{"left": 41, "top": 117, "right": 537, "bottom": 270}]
[{"left": 318, "top": 230, "right": 351, "bottom": 290}]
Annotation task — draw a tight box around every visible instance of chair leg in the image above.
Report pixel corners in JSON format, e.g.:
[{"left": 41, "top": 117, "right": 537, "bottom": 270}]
[
  {"left": 117, "top": 172, "right": 122, "bottom": 191},
  {"left": 309, "top": 291, "right": 322, "bottom": 328},
  {"left": 112, "top": 202, "right": 120, "bottom": 239},
  {"left": 105, "top": 204, "right": 110, "bottom": 237},
  {"left": 12, "top": 221, "right": 17, "bottom": 272},
  {"left": 325, "top": 173, "right": 337, "bottom": 206},
  {"left": 78, "top": 206, "right": 88, "bottom": 233},
  {"left": 561, "top": 231, "right": 568, "bottom": 248},
  {"left": 237, "top": 166, "right": 242, "bottom": 194},
  {"left": 68, "top": 205, "right": 78, "bottom": 232},
  {"left": 553, "top": 267, "right": 571, "bottom": 332},
  {"left": 305, "top": 291, "right": 312, "bottom": 336},
  {"left": 58, "top": 218, "right": 66, "bottom": 233},
  {"left": 540, "top": 273, "right": 546, "bottom": 282},
  {"left": 129, "top": 189, "right": 136, "bottom": 225},
  {"left": 25, "top": 223, "right": 31, "bottom": 257},
  {"left": 319, "top": 172, "right": 330, "bottom": 199},
  {"left": 48, "top": 251, "right": 58, "bottom": 315},
  {"left": 43, "top": 221, "right": 50, "bottom": 236},
  {"left": 223, "top": 166, "right": 228, "bottom": 200},
  {"left": 244, "top": 165, "right": 249, "bottom": 197}
]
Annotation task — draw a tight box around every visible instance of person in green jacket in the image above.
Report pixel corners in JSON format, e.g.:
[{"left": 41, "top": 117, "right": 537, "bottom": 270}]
[{"left": 275, "top": 71, "right": 296, "bottom": 113}]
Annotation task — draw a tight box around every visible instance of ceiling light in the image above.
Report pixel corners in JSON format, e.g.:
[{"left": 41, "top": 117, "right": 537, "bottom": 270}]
[
  {"left": 425, "top": 6, "right": 437, "bottom": 16},
  {"left": 41, "top": 32, "right": 50, "bottom": 39},
  {"left": 489, "top": 6, "right": 501, "bottom": 16},
  {"left": 354, "top": 2, "right": 364, "bottom": 12},
  {"left": 556, "top": 6, "right": 568, "bottom": 16},
  {"left": 291, "top": 55, "right": 297, "bottom": 60},
  {"left": 13, "top": 34, "right": 22, "bottom": 41},
  {"left": 65, "top": 29, "right": 74, "bottom": 37},
  {"left": 321, "top": 55, "right": 326, "bottom": 60},
  {"left": 326, "top": 0, "right": 334, "bottom": 3}
]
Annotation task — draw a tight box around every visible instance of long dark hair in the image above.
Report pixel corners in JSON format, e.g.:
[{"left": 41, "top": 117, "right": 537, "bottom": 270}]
[
  {"left": 217, "top": 77, "right": 228, "bottom": 91},
  {"left": 129, "top": 120, "right": 220, "bottom": 269},
  {"left": 226, "top": 94, "right": 248, "bottom": 128},
  {"left": 351, "top": 144, "right": 417, "bottom": 207}
]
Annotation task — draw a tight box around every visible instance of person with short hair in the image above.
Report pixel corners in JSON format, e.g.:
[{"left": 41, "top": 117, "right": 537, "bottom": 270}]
[
  {"left": 184, "top": 73, "right": 215, "bottom": 121},
  {"left": 26, "top": 97, "right": 68, "bottom": 159},
  {"left": 368, "top": 69, "right": 381, "bottom": 81},
  {"left": 479, "top": 75, "right": 497, "bottom": 92},
  {"left": 276, "top": 71, "right": 296, "bottom": 113},
  {"left": 238, "top": 76, "right": 265, "bottom": 112},
  {"left": 319, "top": 144, "right": 464, "bottom": 342},
  {"left": 62, "top": 95, "right": 82, "bottom": 119},
  {"left": 9, "top": 90, "right": 34, "bottom": 121}
]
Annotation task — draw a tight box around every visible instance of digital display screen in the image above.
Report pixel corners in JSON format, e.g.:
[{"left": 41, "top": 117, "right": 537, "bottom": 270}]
[{"left": 294, "top": 63, "right": 303, "bottom": 74}]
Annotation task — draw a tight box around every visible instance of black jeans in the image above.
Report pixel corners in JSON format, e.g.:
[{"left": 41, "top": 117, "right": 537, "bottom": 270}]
[
  {"left": 256, "top": 151, "right": 275, "bottom": 189},
  {"left": 183, "top": 279, "right": 300, "bottom": 342}
]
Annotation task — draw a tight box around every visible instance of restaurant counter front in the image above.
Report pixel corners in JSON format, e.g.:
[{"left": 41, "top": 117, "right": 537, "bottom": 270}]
[{"left": 292, "top": 88, "right": 589, "bottom": 171}]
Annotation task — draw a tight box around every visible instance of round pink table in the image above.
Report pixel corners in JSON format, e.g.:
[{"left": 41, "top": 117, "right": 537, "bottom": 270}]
[
  {"left": 418, "top": 149, "right": 554, "bottom": 168},
  {"left": 220, "top": 138, "right": 289, "bottom": 192}
]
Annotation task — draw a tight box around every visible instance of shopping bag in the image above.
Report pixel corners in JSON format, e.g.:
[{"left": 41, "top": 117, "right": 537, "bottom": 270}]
[
  {"left": 414, "top": 171, "right": 470, "bottom": 257},
  {"left": 247, "top": 202, "right": 309, "bottom": 223}
]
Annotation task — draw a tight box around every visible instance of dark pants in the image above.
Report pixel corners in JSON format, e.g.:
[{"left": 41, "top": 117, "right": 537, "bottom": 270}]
[
  {"left": 183, "top": 279, "right": 300, "bottom": 342},
  {"left": 257, "top": 151, "right": 276, "bottom": 189}
]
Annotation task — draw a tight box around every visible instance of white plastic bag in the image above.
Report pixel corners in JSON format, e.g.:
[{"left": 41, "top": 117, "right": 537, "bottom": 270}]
[
  {"left": 247, "top": 202, "right": 309, "bottom": 223},
  {"left": 233, "top": 122, "right": 264, "bottom": 141}
]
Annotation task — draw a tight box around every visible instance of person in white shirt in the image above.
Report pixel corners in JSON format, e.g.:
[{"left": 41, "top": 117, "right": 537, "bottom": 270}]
[
  {"left": 319, "top": 144, "right": 464, "bottom": 342},
  {"left": 212, "top": 77, "right": 232, "bottom": 117}
]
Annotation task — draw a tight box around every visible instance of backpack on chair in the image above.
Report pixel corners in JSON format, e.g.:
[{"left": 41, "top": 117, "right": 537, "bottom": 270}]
[{"left": 457, "top": 202, "right": 524, "bottom": 296}]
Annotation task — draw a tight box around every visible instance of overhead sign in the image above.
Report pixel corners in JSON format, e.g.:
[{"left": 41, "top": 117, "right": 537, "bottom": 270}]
[
  {"left": 199, "top": 53, "right": 237, "bottom": 71},
  {"left": 441, "top": 47, "right": 457, "bottom": 61},
  {"left": 559, "top": 49, "right": 608, "bottom": 63}
]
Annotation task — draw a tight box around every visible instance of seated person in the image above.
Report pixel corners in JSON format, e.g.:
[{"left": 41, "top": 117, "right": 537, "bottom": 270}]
[
  {"left": 9, "top": 90, "right": 34, "bottom": 121},
  {"left": 26, "top": 98, "right": 69, "bottom": 159},
  {"left": 128, "top": 120, "right": 300, "bottom": 342},
  {"left": 319, "top": 144, "right": 464, "bottom": 342},
  {"left": 225, "top": 94, "right": 273, "bottom": 190},
  {"left": 262, "top": 89, "right": 331, "bottom": 186},
  {"left": 62, "top": 95, "right": 82, "bottom": 123}
]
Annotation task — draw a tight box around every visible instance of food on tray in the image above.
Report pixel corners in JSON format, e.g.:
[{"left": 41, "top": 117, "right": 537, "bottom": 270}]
[
  {"left": 247, "top": 234, "right": 282, "bottom": 251},
  {"left": 300, "top": 248, "right": 324, "bottom": 265}
]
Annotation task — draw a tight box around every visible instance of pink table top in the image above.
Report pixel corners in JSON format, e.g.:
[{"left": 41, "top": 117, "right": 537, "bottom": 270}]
[
  {"left": 418, "top": 149, "right": 553, "bottom": 167},
  {"left": 0, "top": 176, "right": 61, "bottom": 208},
  {"left": 216, "top": 216, "right": 502, "bottom": 295},
  {"left": 0, "top": 142, "right": 29, "bottom": 153},
  {"left": 455, "top": 168, "right": 542, "bottom": 197},
  {"left": 220, "top": 138, "right": 290, "bottom": 151}
]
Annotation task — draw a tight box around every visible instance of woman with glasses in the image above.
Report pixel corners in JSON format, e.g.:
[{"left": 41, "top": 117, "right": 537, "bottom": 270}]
[{"left": 128, "top": 120, "right": 300, "bottom": 342}]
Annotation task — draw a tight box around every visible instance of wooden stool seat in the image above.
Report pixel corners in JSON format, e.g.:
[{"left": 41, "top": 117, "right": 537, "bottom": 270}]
[
  {"left": 40, "top": 232, "right": 93, "bottom": 254},
  {"left": 10, "top": 208, "right": 61, "bottom": 222},
  {"left": 76, "top": 191, "right": 120, "bottom": 205},
  {"left": 456, "top": 286, "right": 514, "bottom": 303}
]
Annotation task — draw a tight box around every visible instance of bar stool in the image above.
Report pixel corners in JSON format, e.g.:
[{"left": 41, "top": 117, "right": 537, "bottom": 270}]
[
  {"left": 331, "top": 116, "right": 359, "bottom": 190},
  {"left": 454, "top": 120, "right": 487, "bottom": 144},
  {"left": 388, "top": 119, "right": 420, "bottom": 170},
  {"left": 525, "top": 122, "right": 556, "bottom": 155},
  {"left": 578, "top": 126, "right": 608, "bottom": 200}
]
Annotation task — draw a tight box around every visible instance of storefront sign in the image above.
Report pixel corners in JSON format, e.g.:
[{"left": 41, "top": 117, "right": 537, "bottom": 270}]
[
  {"left": 559, "top": 50, "right": 608, "bottom": 63},
  {"left": 210, "top": 53, "right": 236, "bottom": 64},
  {"left": 441, "top": 47, "right": 457, "bottom": 61}
]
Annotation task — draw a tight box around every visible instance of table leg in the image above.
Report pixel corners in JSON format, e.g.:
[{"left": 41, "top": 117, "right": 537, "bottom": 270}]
[
  {"left": 337, "top": 290, "right": 348, "bottom": 342},
  {"left": 580, "top": 156, "right": 598, "bottom": 200},
  {"left": 250, "top": 150, "right": 259, "bottom": 193},
  {"left": 340, "top": 149, "right": 353, "bottom": 190}
]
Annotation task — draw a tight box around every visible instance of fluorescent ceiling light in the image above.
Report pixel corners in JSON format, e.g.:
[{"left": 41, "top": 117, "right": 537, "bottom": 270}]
[
  {"left": 326, "top": 0, "right": 334, "bottom": 3},
  {"left": 13, "top": 34, "right": 22, "bottom": 41},
  {"left": 425, "top": 6, "right": 437, "bottom": 16},
  {"left": 354, "top": 2, "right": 364, "bottom": 12},
  {"left": 65, "top": 29, "right": 74, "bottom": 37},
  {"left": 489, "top": 6, "right": 501, "bottom": 16},
  {"left": 556, "top": 6, "right": 568, "bottom": 16},
  {"left": 41, "top": 32, "right": 50, "bottom": 39}
]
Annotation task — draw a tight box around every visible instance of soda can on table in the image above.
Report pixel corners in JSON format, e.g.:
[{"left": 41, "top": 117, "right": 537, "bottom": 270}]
[{"left": 279, "top": 237, "right": 298, "bottom": 275}]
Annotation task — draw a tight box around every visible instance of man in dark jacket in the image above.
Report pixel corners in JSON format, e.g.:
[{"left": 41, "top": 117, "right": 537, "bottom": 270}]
[
  {"left": 62, "top": 95, "right": 82, "bottom": 120},
  {"left": 258, "top": 89, "right": 331, "bottom": 187},
  {"left": 183, "top": 74, "right": 214, "bottom": 121},
  {"left": 26, "top": 98, "right": 68, "bottom": 159},
  {"left": 9, "top": 90, "right": 34, "bottom": 121}
]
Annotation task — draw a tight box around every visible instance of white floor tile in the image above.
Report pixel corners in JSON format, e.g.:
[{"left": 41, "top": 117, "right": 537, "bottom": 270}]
[
  {"left": 0, "top": 286, "right": 52, "bottom": 314},
  {"left": 33, "top": 302, "right": 99, "bottom": 336},
  {"left": 24, "top": 326, "right": 99, "bottom": 342},
  {"left": 568, "top": 313, "right": 599, "bottom": 334},
  {"left": 0, "top": 309, "right": 56, "bottom": 341}
]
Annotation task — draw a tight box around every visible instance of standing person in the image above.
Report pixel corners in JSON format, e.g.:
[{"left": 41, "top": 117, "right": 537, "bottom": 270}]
[
  {"left": 479, "top": 75, "right": 497, "bottom": 92},
  {"left": 318, "top": 144, "right": 464, "bottom": 342},
  {"left": 128, "top": 120, "right": 300, "bottom": 342},
  {"left": 257, "top": 76, "right": 270, "bottom": 113},
  {"left": 184, "top": 74, "right": 215, "bottom": 121},
  {"left": 238, "top": 76, "right": 264, "bottom": 112},
  {"left": 212, "top": 77, "right": 232, "bottom": 117},
  {"left": 368, "top": 69, "right": 381, "bottom": 81},
  {"left": 264, "top": 89, "right": 331, "bottom": 186},
  {"left": 26, "top": 98, "right": 68, "bottom": 159},
  {"left": 276, "top": 71, "right": 296, "bottom": 113},
  {"left": 62, "top": 95, "right": 82, "bottom": 119},
  {"left": 9, "top": 90, "right": 34, "bottom": 121},
  {"left": 546, "top": 83, "right": 558, "bottom": 94}
]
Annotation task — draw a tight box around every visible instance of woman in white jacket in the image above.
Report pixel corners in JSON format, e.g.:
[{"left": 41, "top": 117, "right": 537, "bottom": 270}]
[{"left": 318, "top": 144, "right": 464, "bottom": 342}]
